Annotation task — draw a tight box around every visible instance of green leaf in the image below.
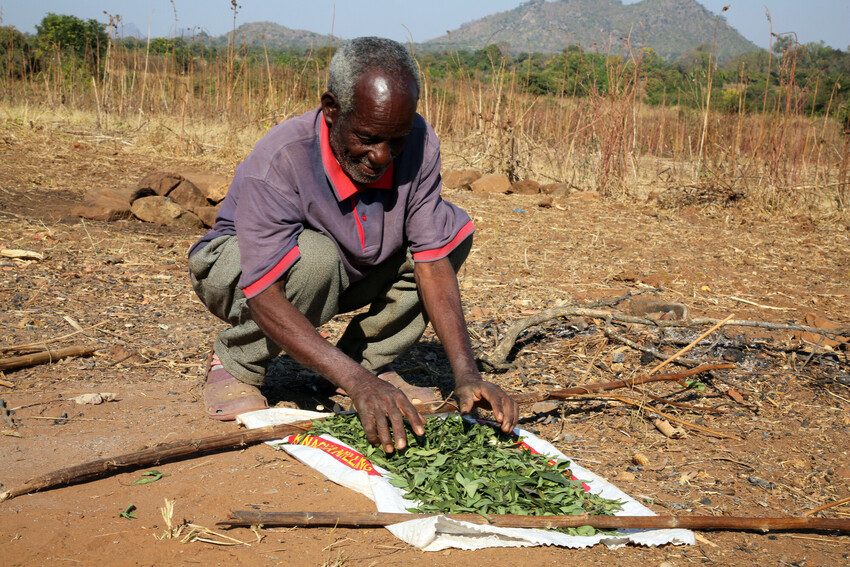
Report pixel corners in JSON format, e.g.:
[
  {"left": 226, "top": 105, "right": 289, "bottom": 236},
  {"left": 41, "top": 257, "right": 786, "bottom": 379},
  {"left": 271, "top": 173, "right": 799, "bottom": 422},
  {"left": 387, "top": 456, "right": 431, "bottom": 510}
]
[
  {"left": 305, "top": 413, "right": 622, "bottom": 531},
  {"left": 574, "top": 525, "right": 597, "bottom": 536},
  {"left": 119, "top": 504, "right": 137, "bottom": 520},
  {"left": 133, "top": 470, "right": 164, "bottom": 485}
]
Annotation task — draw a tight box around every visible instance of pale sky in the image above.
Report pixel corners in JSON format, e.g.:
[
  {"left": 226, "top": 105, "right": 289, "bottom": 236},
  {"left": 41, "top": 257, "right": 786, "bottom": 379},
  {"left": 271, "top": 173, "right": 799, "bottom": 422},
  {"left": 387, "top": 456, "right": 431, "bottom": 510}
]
[{"left": 1, "top": 1, "right": 848, "bottom": 50}]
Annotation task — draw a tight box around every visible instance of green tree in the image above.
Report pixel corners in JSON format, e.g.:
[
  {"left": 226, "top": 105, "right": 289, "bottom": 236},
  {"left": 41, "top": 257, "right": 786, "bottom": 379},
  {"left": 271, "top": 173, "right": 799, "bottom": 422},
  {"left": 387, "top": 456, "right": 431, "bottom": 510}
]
[
  {"left": 35, "top": 13, "right": 108, "bottom": 69},
  {"left": 0, "top": 25, "right": 37, "bottom": 78}
]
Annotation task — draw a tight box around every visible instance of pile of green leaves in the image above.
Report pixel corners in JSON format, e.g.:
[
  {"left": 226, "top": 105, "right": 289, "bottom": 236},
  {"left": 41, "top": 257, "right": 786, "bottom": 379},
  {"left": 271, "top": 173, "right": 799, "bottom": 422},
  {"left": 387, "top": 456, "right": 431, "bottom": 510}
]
[{"left": 308, "top": 414, "right": 622, "bottom": 535}]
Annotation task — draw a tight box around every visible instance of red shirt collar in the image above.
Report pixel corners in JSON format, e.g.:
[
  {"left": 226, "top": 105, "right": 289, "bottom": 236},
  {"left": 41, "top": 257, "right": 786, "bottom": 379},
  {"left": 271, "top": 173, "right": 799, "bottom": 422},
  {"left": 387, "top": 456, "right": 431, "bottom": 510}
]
[{"left": 320, "top": 115, "right": 394, "bottom": 201}]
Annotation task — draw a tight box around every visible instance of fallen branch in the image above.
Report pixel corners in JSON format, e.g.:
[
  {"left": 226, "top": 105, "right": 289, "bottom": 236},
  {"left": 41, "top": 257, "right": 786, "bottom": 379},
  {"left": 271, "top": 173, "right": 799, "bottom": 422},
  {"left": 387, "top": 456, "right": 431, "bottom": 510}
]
[
  {"left": 510, "top": 363, "right": 733, "bottom": 405},
  {"left": 571, "top": 393, "right": 737, "bottom": 439},
  {"left": 804, "top": 496, "right": 850, "bottom": 517},
  {"left": 605, "top": 327, "right": 702, "bottom": 368},
  {"left": 0, "top": 345, "right": 97, "bottom": 372},
  {"left": 648, "top": 315, "right": 733, "bottom": 375},
  {"left": 484, "top": 307, "right": 849, "bottom": 369},
  {"left": 0, "top": 420, "right": 313, "bottom": 502},
  {"left": 218, "top": 510, "right": 850, "bottom": 533}
]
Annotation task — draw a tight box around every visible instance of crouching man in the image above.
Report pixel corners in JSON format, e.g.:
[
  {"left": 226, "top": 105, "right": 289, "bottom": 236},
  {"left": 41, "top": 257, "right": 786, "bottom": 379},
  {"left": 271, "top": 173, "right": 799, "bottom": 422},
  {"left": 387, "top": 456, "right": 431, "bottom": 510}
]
[{"left": 188, "top": 37, "right": 518, "bottom": 453}]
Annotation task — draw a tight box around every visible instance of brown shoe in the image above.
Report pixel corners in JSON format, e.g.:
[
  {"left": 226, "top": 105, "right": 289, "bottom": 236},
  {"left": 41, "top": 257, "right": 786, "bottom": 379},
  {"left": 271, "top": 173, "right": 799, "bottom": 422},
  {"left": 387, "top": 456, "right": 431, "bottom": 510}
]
[{"left": 203, "top": 354, "right": 268, "bottom": 421}]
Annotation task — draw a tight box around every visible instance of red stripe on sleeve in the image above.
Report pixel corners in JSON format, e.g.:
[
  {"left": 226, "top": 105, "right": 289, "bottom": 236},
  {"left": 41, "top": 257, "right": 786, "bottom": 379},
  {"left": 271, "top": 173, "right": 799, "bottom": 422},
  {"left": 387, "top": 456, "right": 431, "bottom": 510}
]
[
  {"left": 242, "top": 246, "right": 301, "bottom": 298},
  {"left": 411, "top": 220, "right": 475, "bottom": 262}
]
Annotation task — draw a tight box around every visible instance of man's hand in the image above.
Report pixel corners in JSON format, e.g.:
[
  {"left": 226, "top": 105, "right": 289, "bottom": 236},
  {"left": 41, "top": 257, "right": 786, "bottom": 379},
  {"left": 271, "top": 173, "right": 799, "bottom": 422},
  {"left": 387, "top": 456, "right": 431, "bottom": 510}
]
[
  {"left": 347, "top": 375, "right": 426, "bottom": 454},
  {"left": 249, "top": 281, "right": 424, "bottom": 453},
  {"left": 455, "top": 378, "right": 519, "bottom": 433},
  {"left": 414, "top": 253, "right": 520, "bottom": 434}
]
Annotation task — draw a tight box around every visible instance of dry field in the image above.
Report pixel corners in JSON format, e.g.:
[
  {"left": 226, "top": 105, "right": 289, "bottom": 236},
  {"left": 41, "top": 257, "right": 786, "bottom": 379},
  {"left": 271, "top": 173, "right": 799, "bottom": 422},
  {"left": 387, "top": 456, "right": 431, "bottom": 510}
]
[{"left": 0, "top": 104, "right": 848, "bottom": 566}]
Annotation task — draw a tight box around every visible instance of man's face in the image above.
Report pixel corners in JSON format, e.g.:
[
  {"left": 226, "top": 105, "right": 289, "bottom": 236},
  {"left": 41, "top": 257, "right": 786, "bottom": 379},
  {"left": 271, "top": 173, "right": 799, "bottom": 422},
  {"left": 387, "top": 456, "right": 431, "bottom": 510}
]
[{"left": 325, "top": 70, "right": 418, "bottom": 184}]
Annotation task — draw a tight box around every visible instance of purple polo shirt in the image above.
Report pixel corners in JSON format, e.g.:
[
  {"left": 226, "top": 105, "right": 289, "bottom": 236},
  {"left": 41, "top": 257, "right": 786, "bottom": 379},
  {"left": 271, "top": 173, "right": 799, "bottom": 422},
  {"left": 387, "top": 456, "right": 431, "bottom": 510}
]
[{"left": 189, "top": 108, "right": 474, "bottom": 299}]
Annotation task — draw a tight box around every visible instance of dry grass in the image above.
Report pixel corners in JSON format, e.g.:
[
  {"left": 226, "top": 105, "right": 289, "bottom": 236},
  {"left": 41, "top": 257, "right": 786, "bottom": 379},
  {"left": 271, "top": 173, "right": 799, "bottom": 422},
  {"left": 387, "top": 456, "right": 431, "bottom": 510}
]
[{"left": 2, "top": 39, "right": 848, "bottom": 216}]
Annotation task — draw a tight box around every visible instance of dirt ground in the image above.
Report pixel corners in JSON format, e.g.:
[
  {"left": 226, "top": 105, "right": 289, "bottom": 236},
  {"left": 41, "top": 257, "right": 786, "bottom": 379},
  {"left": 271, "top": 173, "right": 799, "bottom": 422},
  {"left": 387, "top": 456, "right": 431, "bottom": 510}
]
[{"left": 1, "top": 116, "right": 849, "bottom": 567}]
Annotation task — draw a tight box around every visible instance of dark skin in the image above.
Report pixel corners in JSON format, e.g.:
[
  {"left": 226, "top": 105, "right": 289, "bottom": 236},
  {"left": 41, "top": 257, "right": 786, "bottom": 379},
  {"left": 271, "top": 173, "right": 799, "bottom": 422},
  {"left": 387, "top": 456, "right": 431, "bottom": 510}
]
[{"left": 248, "top": 69, "right": 519, "bottom": 453}]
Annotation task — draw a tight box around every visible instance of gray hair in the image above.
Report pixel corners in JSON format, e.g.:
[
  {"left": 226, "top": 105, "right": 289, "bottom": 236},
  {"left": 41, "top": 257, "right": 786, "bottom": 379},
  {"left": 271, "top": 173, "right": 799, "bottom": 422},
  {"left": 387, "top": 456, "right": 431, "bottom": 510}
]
[{"left": 327, "top": 37, "right": 420, "bottom": 115}]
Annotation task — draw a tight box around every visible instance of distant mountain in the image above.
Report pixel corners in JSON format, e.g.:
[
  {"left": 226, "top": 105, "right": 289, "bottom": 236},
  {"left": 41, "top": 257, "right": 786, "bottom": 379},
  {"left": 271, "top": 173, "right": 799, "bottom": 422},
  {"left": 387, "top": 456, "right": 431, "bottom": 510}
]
[
  {"left": 216, "top": 21, "right": 337, "bottom": 50},
  {"left": 119, "top": 22, "right": 144, "bottom": 39},
  {"left": 421, "top": 0, "right": 759, "bottom": 61}
]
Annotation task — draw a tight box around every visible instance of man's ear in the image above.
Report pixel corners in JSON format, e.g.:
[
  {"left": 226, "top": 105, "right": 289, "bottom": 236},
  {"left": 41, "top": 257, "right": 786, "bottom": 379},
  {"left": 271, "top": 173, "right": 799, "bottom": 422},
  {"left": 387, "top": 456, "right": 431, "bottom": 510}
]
[{"left": 320, "top": 91, "right": 339, "bottom": 126}]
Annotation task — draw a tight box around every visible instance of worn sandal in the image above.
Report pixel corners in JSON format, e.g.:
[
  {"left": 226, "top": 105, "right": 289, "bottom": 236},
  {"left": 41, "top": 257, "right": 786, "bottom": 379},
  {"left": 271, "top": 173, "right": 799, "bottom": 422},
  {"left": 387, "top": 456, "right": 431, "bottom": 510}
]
[{"left": 203, "top": 354, "right": 268, "bottom": 421}]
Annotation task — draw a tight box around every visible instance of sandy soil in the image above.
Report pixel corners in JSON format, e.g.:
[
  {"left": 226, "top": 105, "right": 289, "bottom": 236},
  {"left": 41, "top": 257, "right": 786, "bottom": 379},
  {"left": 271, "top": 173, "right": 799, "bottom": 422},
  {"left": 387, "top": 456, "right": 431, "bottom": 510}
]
[{"left": 1, "top": 118, "right": 848, "bottom": 566}]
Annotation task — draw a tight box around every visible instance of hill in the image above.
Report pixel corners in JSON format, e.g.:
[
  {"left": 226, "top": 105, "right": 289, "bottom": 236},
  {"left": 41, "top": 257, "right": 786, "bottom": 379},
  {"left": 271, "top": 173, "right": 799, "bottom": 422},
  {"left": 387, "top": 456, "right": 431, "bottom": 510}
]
[
  {"left": 216, "top": 21, "right": 337, "bottom": 50},
  {"left": 421, "top": 0, "right": 759, "bottom": 61}
]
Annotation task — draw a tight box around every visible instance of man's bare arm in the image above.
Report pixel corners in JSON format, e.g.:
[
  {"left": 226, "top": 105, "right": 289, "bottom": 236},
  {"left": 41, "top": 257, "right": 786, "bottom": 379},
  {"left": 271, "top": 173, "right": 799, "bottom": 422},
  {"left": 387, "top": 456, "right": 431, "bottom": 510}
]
[
  {"left": 247, "top": 281, "right": 425, "bottom": 451},
  {"left": 413, "top": 257, "right": 519, "bottom": 432}
]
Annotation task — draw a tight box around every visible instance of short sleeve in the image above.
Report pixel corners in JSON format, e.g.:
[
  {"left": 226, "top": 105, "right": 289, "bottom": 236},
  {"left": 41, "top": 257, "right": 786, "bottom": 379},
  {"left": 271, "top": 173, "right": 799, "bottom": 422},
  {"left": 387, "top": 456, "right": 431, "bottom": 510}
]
[
  {"left": 234, "top": 175, "right": 303, "bottom": 298},
  {"left": 405, "top": 134, "right": 474, "bottom": 262}
]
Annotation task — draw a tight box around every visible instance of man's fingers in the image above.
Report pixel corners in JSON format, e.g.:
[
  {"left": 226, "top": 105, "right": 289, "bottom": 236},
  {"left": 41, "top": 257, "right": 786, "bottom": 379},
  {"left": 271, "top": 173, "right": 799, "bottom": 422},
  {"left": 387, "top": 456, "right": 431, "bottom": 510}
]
[
  {"left": 483, "top": 387, "right": 507, "bottom": 427},
  {"left": 361, "top": 413, "right": 381, "bottom": 447},
  {"left": 398, "top": 397, "right": 426, "bottom": 436},
  {"left": 388, "top": 402, "right": 409, "bottom": 450},
  {"left": 372, "top": 410, "right": 394, "bottom": 453},
  {"left": 508, "top": 396, "right": 520, "bottom": 431}
]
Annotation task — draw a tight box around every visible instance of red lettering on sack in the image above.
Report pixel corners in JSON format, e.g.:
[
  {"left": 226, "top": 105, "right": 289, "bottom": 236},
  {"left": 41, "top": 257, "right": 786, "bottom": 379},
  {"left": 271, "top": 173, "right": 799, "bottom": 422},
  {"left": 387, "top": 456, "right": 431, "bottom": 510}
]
[{"left": 285, "top": 434, "right": 381, "bottom": 476}]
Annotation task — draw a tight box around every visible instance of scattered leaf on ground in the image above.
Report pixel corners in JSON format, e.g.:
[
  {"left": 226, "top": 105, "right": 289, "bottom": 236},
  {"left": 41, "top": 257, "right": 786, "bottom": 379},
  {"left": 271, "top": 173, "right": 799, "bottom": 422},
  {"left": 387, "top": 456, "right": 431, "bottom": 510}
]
[
  {"left": 119, "top": 504, "right": 138, "bottom": 519},
  {"left": 134, "top": 470, "right": 164, "bottom": 485}
]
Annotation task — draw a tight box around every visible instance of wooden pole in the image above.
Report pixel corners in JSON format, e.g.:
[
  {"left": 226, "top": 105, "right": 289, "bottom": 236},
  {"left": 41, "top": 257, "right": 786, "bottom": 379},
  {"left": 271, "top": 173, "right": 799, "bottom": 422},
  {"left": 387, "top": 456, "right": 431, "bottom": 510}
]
[
  {"left": 0, "top": 420, "right": 313, "bottom": 502},
  {"left": 0, "top": 346, "right": 97, "bottom": 372},
  {"left": 218, "top": 510, "right": 850, "bottom": 533}
]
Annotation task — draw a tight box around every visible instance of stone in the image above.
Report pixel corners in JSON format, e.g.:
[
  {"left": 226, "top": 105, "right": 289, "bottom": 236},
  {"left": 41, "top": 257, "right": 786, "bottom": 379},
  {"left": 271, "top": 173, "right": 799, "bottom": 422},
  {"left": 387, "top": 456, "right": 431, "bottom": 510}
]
[
  {"left": 136, "top": 171, "right": 182, "bottom": 196},
  {"left": 537, "top": 195, "right": 553, "bottom": 208},
  {"left": 541, "top": 182, "right": 571, "bottom": 196},
  {"left": 442, "top": 168, "right": 482, "bottom": 190},
  {"left": 71, "top": 186, "right": 145, "bottom": 222},
  {"left": 131, "top": 196, "right": 203, "bottom": 228},
  {"left": 179, "top": 170, "right": 231, "bottom": 203},
  {"left": 510, "top": 179, "right": 540, "bottom": 195},
  {"left": 572, "top": 190, "right": 600, "bottom": 201},
  {"left": 195, "top": 203, "right": 222, "bottom": 228},
  {"left": 169, "top": 179, "right": 209, "bottom": 213},
  {"left": 625, "top": 297, "right": 689, "bottom": 320},
  {"left": 470, "top": 174, "right": 511, "bottom": 195}
]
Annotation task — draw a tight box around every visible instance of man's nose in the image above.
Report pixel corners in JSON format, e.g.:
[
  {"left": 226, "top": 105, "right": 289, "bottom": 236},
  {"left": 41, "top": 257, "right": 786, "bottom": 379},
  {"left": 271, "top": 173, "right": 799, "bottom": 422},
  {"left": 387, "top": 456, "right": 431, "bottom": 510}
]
[{"left": 368, "top": 142, "right": 392, "bottom": 169}]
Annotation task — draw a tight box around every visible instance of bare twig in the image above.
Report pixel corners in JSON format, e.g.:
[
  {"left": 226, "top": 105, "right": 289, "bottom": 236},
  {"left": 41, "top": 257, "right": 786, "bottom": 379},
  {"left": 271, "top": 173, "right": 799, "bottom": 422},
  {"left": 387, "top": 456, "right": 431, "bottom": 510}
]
[
  {"left": 804, "top": 496, "right": 850, "bottom": 517},
  {"left": 0, "top": 346, "right": 97, "bottom": 372},
  {"left": 0, "top": 321, "right": 107, "bottom": 353},
  {"left": 218, "top": 510, "right": 850, "bottom": 533},
  {"left": 648, "top": 315, "right": 734, "bottom": 375},
  {"left": 485, "top": 307, "right": 848, "bottom": 368},
  {"left": 571, "top": 393, "right": 736, "bottom": 439},
  {"left": 511, "top": 363, "right": 734, "bottom": 405}
]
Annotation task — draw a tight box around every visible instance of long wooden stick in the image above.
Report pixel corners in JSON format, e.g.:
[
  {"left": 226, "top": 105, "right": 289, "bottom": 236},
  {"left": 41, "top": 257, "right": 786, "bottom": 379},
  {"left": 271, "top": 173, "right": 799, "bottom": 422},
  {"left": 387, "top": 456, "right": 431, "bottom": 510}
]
[
  {"left": 0, "top": 346, "right": 97, "bottom": 372},
  {"left": 0, "top": 366, "right": 731, "bottom": 503},
  {"left": 0, "top": 420, "right": 313, "bottom": 502},
  {"left": 218, "top": 510, "right": 850, "bottom": 533},
  {"left": 485, "top": 307, "right": 849, "bottom": 368},
  {"left": 510, "top": 363, "right": 734, "bottom": 405}
]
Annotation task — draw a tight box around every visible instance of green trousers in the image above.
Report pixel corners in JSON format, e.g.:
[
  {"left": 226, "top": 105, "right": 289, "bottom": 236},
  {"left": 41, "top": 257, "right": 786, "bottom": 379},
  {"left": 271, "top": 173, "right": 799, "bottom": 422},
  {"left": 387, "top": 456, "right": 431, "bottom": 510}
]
[{"left": 188, "top": 230, "right": 471, "bottom": 385}]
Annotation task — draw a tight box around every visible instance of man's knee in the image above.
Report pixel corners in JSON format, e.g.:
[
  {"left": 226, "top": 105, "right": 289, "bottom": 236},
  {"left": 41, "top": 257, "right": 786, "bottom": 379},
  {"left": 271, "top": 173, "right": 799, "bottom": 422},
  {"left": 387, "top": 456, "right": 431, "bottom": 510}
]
[
  {"left": 283, "top": 230, "right": 347, "bottom": 325},
  {"left": 287, "top": 230, "right": 345, "bottom": 286}
]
